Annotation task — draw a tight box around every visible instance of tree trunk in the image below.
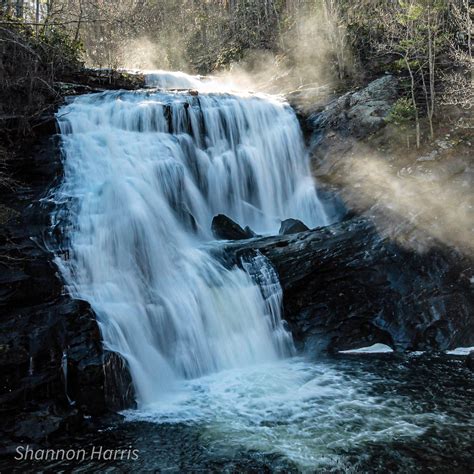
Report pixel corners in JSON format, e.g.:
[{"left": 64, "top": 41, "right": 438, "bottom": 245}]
[
  {"left": 35, "top": 0, "right": 40, "bottom": 35},
  {"left": 405, "top": 56, "right": 420, "bottom": 148},
  {"left": 465, "top": 0, "right": 472, "bottom": 60},
  {"left": 427, "top": 8, "right": 435, "bottom": 139},
  {"left": 15, "top": 0, "right": 23, "bottom": 18},
  {"left": 74, "top": 1, "right": 84, "bottom": 42}
]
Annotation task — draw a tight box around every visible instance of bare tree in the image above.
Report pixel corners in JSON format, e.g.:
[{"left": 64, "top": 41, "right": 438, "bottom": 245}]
[{"left": 441, "top": 0, "right": 473, "bottom": 109}]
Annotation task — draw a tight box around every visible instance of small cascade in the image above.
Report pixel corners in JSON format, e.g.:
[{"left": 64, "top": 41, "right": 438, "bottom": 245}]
[
  {"left": 145, "top": 70, "right": 203, "bottom": 89},
  {"left": 53, "top": 71, "right": 328, "bottom": 406},
  {"left": 240, "top": 250, "right": 295, "bottom": 357}
]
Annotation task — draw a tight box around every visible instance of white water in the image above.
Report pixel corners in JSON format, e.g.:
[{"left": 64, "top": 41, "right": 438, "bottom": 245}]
[
  {"left": 54, "top": 72, "right": 328, "bottom": 406},
  {"left": 124, "top": 358, "right": 451, "bottom": 471},
  {"left": 339, "top": 343, "right": 394, "bottom": 354},
  {"left": 144, "top": 69, "right": 203, "bottom": 89}
]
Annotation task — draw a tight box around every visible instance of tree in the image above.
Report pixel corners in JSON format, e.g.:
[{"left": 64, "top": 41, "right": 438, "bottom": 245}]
[
  {"left": 441, "top": 0, "right": 473, "bottom": 110},
  {"left": 370, "top": 0, "right": 452, "bottom": 147}
]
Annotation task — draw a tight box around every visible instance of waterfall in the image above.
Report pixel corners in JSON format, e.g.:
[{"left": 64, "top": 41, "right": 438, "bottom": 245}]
[
  {"left": 53, "top": 73, "right": 328, "bottom": 406},
  {"left": 144, "top": 70, "right": 203, "bottom": 89}
]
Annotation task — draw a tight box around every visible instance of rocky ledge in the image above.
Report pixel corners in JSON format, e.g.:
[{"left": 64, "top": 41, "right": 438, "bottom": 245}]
[{"left": 221, "top": 217, "right": 474, "bottom": 354}]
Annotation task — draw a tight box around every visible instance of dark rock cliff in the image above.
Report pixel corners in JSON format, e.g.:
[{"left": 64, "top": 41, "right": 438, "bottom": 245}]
[{"left": 0, "top": 131, "right": 134, "bottom": 450}]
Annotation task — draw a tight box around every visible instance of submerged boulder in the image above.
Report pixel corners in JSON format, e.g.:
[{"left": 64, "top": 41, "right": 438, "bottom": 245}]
[
  {"left": 211, "top": 214, "right": 254, "bottom": 240},
  {"left": 279, "top": 218, "right": 309, "bottom": 235},
  {"left": 174, "top": 203, "right": 198, "bottom": 233}
]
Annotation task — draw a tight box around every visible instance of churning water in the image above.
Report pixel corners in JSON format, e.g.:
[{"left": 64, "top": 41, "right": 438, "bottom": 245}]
[{"left": 51, "top": 73, "right": 473, "bottom": 472}]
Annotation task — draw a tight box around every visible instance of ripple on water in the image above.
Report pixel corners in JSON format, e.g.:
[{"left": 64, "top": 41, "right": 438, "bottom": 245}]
[{"left": 122, "top": 356, "right": 472, "bottom": 471}]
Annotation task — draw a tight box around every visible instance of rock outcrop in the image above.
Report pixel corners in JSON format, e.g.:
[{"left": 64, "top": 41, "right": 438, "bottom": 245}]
[
  {"left": 0, "top": 133, "right": 134, "bottom": 448},
  {"left": 212, "top": 214, "right": 255, "bottom": 240},
  {"left": 306, "top": 75, "right": 399, "bottom": 180},
  {"left": 312, "top": 75, "right": 398, "bottom": 137},
  {"left": 279, "top": 218, "right": 309, "bottom": 235},
  {"left": 223, "top": 217, "right": 474, "bottom": 354}
]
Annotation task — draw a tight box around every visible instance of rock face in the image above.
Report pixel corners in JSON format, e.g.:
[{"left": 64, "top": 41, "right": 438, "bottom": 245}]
[
  {"left": 307, "top": 75, "right": 399, "bottom": 181},
  {"left": 211, "top": 214, "right": 254, "bottom": 240},
  {"left": 0, "top": 132, "right": 134, "bottom": 447},
  {"left": 279, "top": 218, "right": 309, "bottom": 235},
  {"left": 309, "top": 75, "right": 398, "bottom": 140},
  {"left": 467, "top": 352, "right": 474, "bottom": 371},
  {"left": 223, "top": 218, "right": 474, "bottom": 354}
]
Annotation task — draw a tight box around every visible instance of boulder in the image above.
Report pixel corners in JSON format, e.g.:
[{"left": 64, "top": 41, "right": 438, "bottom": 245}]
[
  {"left": 211, "top": 214, "right": 254, "bottom": 240},
  {"left": 306, "top": 75, "right": 399, "bottom": 189},
  {"left": 244, "top": 225, "right": 259, "bottom": 238},
  {"left": 309, "top": 75, "right": 398, "bottom": 140},
  {"left": 174, "top": 203, "right": 198, "bottom": 233},
  {"left": 279, "top": 218, "right": 309, "bottom": 235},
  {"left": 223, "top": 217, "right": 474, "bottom": 354}
]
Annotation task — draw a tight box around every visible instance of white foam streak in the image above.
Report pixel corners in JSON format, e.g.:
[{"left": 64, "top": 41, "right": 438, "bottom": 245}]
[
  {"left": 446, "top": 347, "right": 474, "bottom": 356},
  {"left": 144, "top": 69, "right": 203, "bottom": 89},
  {"left": 339, "top": 343, "right": 394, "bottom": 354}
]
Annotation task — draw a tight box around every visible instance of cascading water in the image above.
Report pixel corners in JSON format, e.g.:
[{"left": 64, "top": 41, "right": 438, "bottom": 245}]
[
  {"left": 53, "top": 73, "right": 328, "bottom": 405},
  {"left": 144, "top": 69, "right": 203, "bottom": 89}
]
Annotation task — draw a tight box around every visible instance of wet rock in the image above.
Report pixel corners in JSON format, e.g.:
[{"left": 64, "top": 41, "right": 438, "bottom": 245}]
[
  {"left": 211, "top": 214, "right": 254, "bottom": 240},
  {"left": 466, "top": 351, "right": 474, "bottom": 371},
  {"left": 244, "top": 226, "right": 259, "bottom": 238},
  {"left": 0, "top": 133, "right": 135, "bottom": 445},
  {"left": 279, "top": 218, "right": 309, "bottom": 235},
  {"left": 103, "top": 352, "right": 136, "bottom": 411},
  {"left": 4, "top": 403, "right": 83, "bottom": 443},
  {"left": 223, "top": 217, "right": 474, "bottom": 354}
]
